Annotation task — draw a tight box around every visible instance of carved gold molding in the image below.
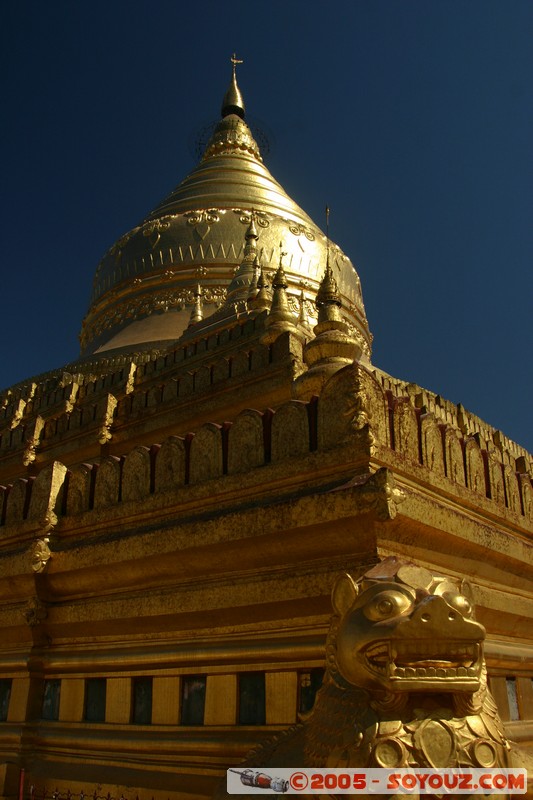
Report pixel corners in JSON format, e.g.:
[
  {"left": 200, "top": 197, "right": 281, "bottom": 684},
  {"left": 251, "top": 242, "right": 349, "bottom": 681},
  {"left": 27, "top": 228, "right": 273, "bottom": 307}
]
[
  {"left": 30, "top": 538, "right": 51, "bottom": 574},
  {"left": 340, "top": 468, "right": 406, "bottom": 521},
  {"left": 80, "top": 284, "right": 228, "bottom": 350}
]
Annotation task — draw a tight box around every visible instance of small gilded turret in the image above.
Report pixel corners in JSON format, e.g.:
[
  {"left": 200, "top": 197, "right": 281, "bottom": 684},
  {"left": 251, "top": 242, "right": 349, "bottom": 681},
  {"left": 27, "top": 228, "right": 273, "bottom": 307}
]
[
  {"left": 249, "top": 262, "right": 271, "bottom": 312},
  {"left": 294, "top": 261, "right": 363, "bottom": 398},
  {"left": 315, "top": 264, "right": 342, "bottom": 324},
  {"left": 268, "top": 260, "right": 292, "bottom": 322},
  {"left": 226, "top": 214, "right": 260, "bottom": 310},
  {"left": 261, "top": 248, "right": 305, "bottom": 344}
]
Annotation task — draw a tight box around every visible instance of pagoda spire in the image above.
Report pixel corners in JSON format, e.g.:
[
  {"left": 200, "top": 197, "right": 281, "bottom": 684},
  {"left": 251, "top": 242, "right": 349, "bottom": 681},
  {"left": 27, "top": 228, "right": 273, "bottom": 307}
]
[
  {"left": 315, "top": 263, "right": 342, "bottom": 324},
  {"left": 294, "top": 262, "right": 363, "bottom": 398},
  {"left": 249, "top": 261, "right": 271, "bottom": 312},
  {"left": 221, "top": 53, "right": 246, "bottom": 119},
  {"left": 261, "top": 246, "right": 305, "bottom": 344},
  {"left": 267, "top": 249, "right": 292, "bottom": 322},
  {"left": 225, "top": 213, "right": 260, "bottom": 308}
]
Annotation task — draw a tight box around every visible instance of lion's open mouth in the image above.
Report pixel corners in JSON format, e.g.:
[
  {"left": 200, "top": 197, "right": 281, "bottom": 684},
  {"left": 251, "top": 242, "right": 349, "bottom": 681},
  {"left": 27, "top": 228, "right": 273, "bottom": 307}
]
[{"left": 363, "top": 639, "right": 481, "bottom": 680}]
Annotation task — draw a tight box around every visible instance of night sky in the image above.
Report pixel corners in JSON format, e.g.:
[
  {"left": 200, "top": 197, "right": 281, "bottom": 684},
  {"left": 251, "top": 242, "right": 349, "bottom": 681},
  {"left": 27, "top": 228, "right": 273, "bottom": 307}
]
[{"left": 1, "top": 1, "right": 532, "bottom": 452}]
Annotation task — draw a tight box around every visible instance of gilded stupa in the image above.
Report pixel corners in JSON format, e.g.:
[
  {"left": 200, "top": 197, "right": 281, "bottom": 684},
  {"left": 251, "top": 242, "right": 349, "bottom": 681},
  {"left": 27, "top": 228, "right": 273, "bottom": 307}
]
[
  {"left": 0, "top": 58, "right": 531, "bottom": 800},
  {"left": 80, "top": 57, "right": 371, "bottom": 360}
]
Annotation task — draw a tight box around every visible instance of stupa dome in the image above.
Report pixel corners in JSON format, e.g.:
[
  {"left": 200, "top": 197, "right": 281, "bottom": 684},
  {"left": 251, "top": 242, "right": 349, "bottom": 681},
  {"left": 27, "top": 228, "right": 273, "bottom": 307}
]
[{"left": 80, "top": 63, "right": 371, "bottom": 359}]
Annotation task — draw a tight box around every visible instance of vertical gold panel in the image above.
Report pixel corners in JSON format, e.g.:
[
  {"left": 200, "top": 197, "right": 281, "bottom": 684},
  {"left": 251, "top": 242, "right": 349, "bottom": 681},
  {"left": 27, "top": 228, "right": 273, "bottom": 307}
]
[
  {"left": 59, "top": 679, "right": 85, "bottom": 722},
  {"left": 489, "top": 677, "right": 510, "bottom": 721},
  {"left": 152, "top": 676, "right": 180, "bottom": 725},
  {"left": 517, "top": 677, "right": 533, "bottom": 719},
  {"left": 105, "top": 677, "right": 131, "bottom": 724},
  {"left": 266, "top": 671, "right": 298, "bottom": 724},
  {"left": 204, "top": 674, "right": 237, "bottom": 725},
  {"left": 6, "top": 678, "right": 31, "bottom": 723}
]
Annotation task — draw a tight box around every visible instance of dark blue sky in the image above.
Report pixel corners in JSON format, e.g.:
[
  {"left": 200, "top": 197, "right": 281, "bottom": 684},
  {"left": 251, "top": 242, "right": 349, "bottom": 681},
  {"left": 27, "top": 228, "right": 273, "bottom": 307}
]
[{"left": 1, "top": 1, "right": 532, "bottom": 452}]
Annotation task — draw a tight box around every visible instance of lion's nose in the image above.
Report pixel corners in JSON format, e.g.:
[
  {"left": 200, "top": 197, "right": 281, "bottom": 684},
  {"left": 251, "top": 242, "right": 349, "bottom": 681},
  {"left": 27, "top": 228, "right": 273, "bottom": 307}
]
[{"left": 410, "top": 595, "right": 458, "bottom": 626}]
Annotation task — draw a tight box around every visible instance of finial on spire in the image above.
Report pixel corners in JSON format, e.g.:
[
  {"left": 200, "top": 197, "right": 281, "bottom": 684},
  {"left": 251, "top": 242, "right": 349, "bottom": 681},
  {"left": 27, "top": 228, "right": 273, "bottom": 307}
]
[
  {"left": 279, "top": 242, "right": 287, "bottom": 270},
  {"left": 262, "top": 244, "right": 305, "bottom": 345},
  {"left": 225, "top": 212, "right": 260, "bottom": 307},
  {"left": 188, "top": 284, "right": 204, "bottom": 327},
  {"left": 271, "top": 242, "right": 288, "bottom": 289},
  {"left": 221, "top": 53, "right": 246, "bottom": 119},
  {"left": 231, "top": 52, "right": 243, "bottom": 74}
]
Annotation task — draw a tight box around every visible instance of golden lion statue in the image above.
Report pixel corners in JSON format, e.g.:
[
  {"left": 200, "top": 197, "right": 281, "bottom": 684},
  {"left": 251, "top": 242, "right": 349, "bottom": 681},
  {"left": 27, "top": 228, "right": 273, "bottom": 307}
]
[{"left": 218, "top": 557, "right": 531, "bottom": 798}]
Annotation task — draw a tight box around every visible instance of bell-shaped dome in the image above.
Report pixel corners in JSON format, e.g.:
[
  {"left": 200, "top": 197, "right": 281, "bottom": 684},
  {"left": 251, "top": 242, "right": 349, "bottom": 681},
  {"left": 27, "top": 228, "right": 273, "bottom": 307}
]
[{"left": 80, "top": 64, "right": 371, "bottom": 359}]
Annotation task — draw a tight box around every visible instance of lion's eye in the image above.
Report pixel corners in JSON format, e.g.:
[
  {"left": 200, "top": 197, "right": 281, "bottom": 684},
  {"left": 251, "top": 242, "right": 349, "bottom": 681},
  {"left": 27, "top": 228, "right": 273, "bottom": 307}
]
[
  {"left": 443, "top": 592, "right": 473, "bottom": 618},
  {"left": 364, "top": 590, "right": 412, "bottom": 621}
]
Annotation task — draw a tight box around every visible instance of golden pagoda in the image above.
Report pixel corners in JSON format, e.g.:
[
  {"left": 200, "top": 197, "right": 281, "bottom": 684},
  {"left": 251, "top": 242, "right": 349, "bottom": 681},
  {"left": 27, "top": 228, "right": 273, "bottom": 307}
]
[
  {"left": 0, "top": 59, "right": 531, "bottom": 800},
  {"left": 80, "top": 56, "right": 370, "bottom": 361}
]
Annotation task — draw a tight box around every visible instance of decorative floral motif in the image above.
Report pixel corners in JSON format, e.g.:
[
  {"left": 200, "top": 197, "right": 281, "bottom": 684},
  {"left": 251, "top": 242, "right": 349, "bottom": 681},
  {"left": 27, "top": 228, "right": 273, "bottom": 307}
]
[
  {"left": 142, "top": 217, "right": 173, "bottom": 248},
  {"left": 184, "top": 209, "right": 223, "bottom": 226},
  {"left": 300, "top": 298, "right": 316, "bottom": 321},
  {"left": 287, "top": 296, "right": 300, "bottom": 315},
  {"left": 31, "top": 538, "right": 52, "bottom": 574},
  {"left": 233, "top": 209, "right": 270, "bottom": 228},
  {"left": 288, "top": 221, "right": 315, "bottom": 241}
]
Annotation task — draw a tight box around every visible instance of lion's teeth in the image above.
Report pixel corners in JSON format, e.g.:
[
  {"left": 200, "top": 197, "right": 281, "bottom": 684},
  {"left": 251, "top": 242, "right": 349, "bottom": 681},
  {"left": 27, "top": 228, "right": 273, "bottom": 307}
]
[
  {"left": 395, "top": 667, "right": 405, "bottom": 677},
  {"left": 390, "top": 664, "right": 476, "bottom": 679}
]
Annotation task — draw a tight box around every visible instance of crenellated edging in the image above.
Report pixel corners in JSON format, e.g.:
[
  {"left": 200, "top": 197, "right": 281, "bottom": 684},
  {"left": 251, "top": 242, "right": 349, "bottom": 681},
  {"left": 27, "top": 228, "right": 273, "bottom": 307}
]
[{"left": 0, "top": 363, "right": 531, "bottom": 534}]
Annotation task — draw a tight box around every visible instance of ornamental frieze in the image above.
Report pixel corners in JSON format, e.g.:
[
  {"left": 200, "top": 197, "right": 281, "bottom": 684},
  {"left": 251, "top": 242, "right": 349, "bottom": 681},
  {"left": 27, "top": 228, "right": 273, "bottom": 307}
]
[
  {"left": 288, "top": 220, "right": 315, "bottom": 240},
  {"left": 80, "top": 285, "right": 227, "bottom": 349},
  {"left": 185, "top": 209, "right": 224, "bottom": 226},
  {"left": 233, "top": 209, "right": 270, "bottom": 228},
  {"left": 141, "top": 214, "right": 180, "bottom": 248}
]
